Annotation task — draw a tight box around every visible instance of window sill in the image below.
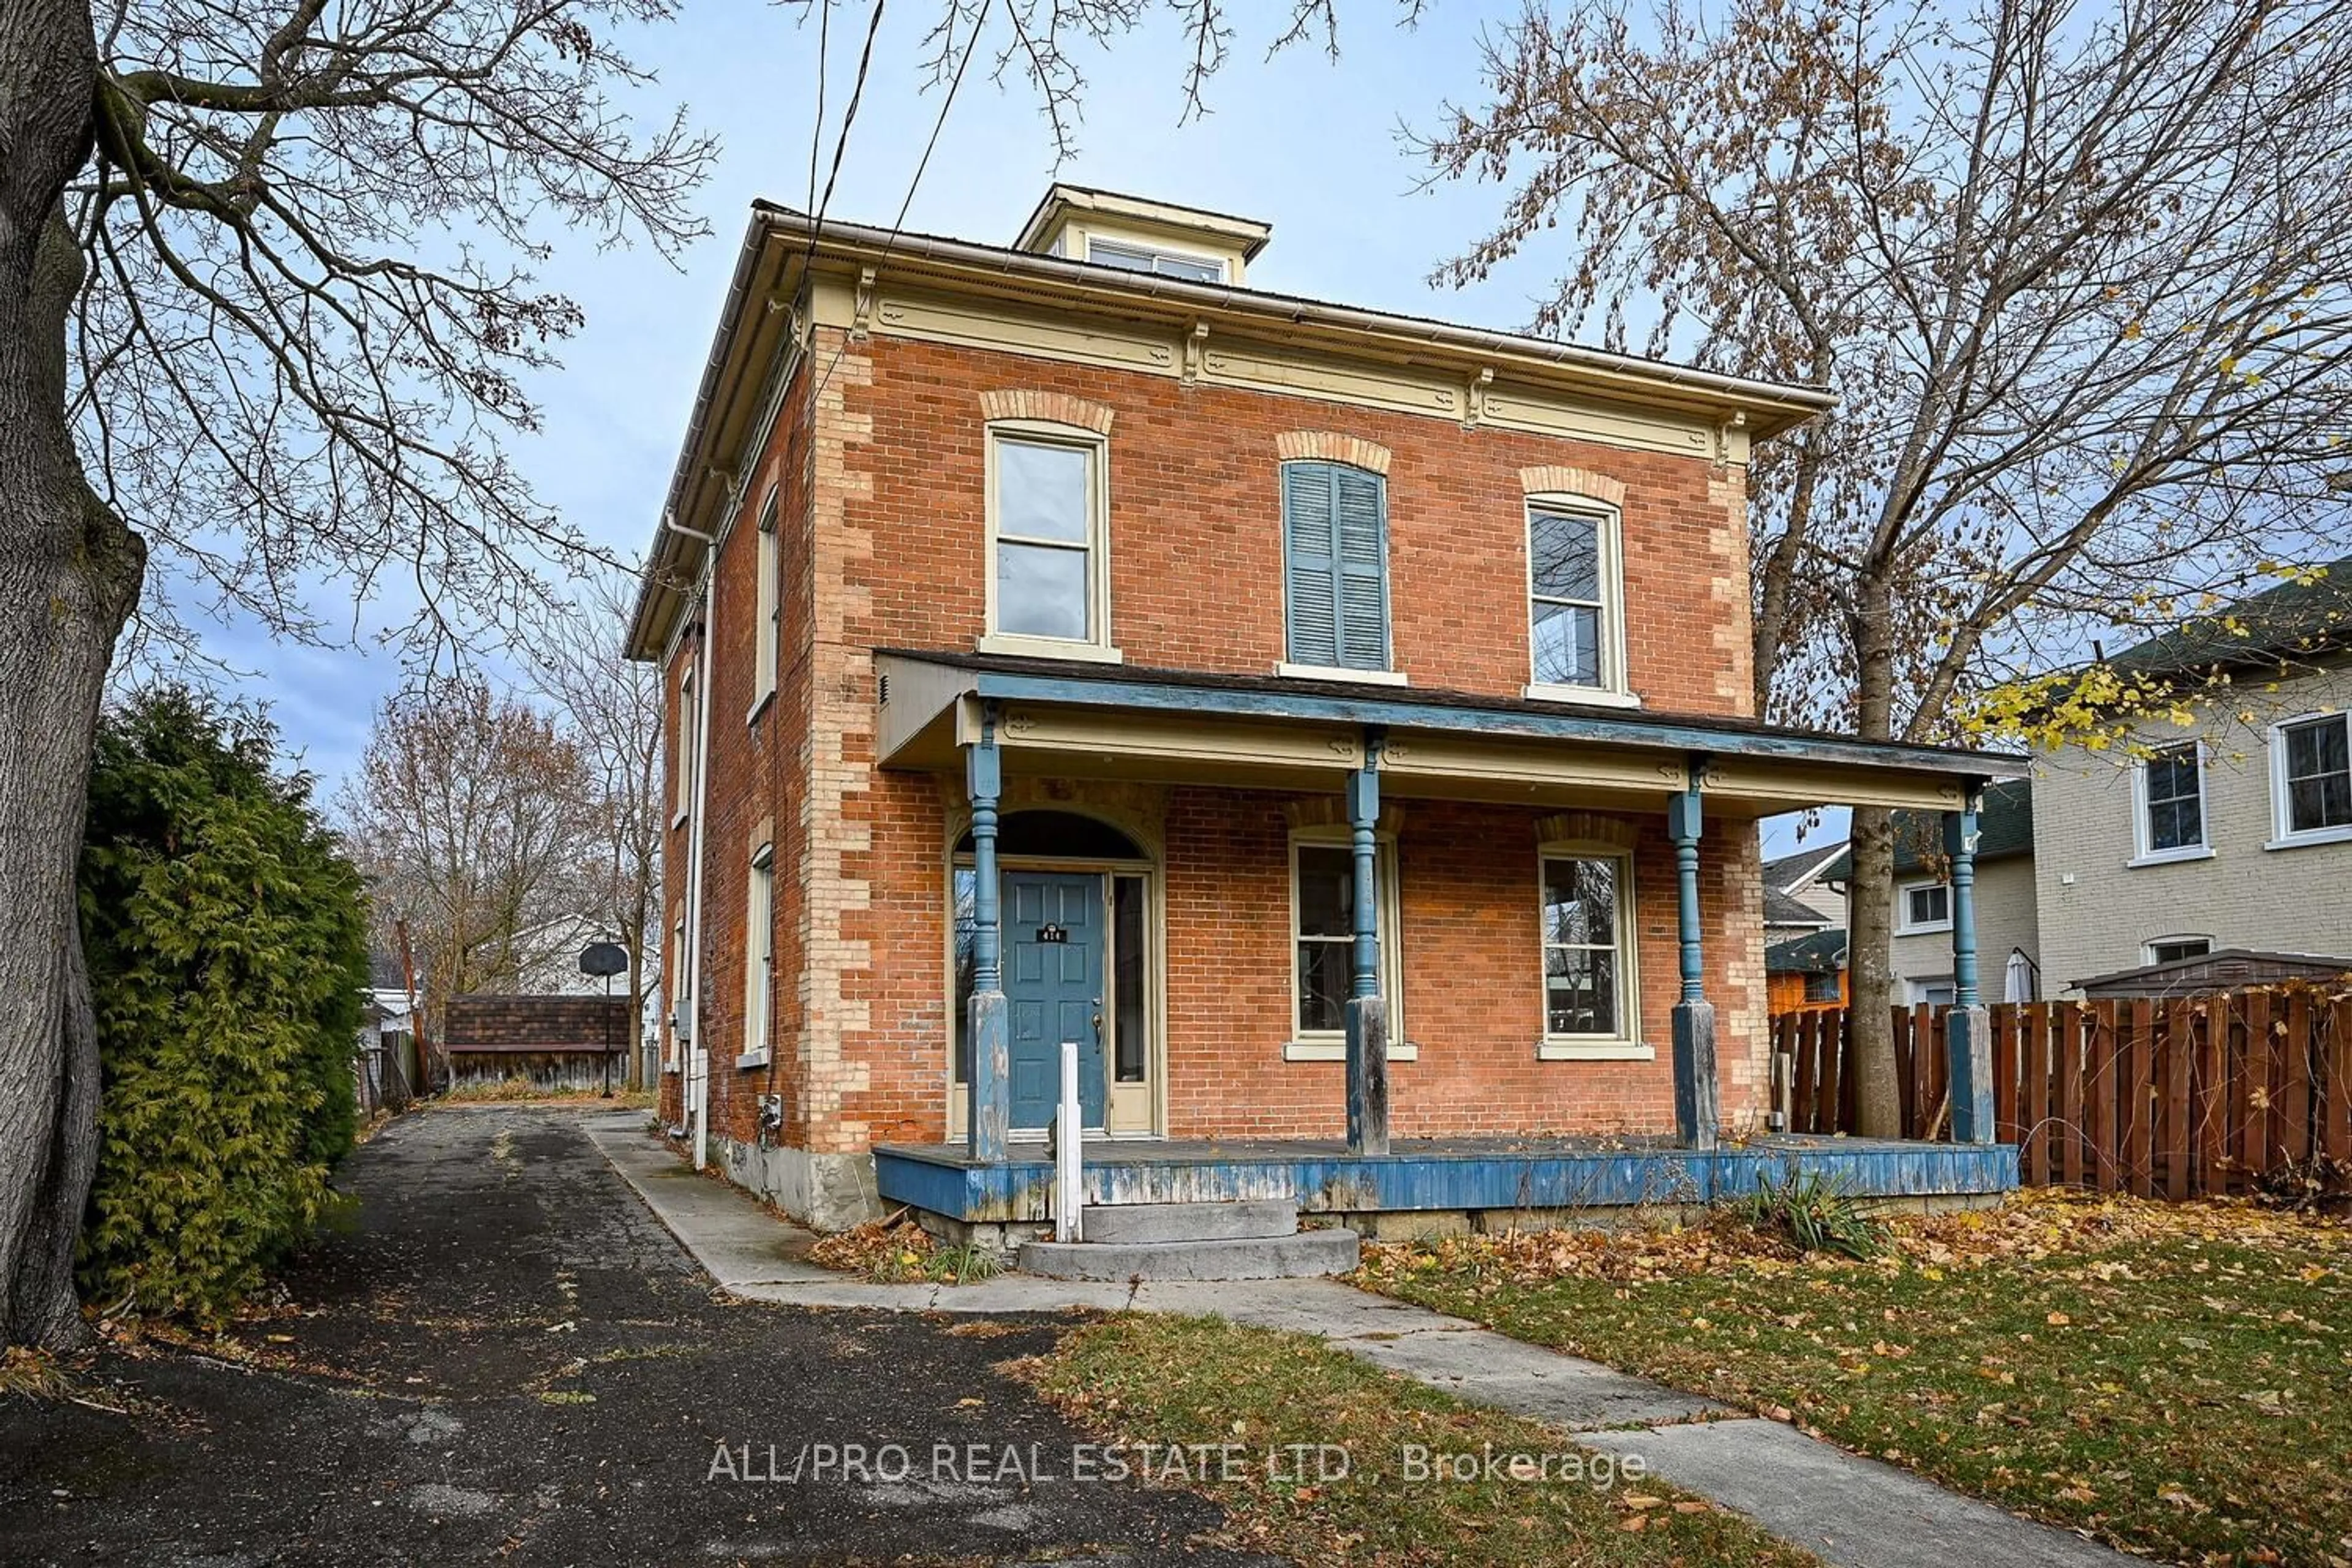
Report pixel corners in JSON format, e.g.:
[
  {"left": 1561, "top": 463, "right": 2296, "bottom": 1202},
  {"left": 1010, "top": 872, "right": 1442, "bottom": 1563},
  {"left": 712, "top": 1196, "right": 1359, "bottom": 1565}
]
[
  {"left": 1537, "top": 1038, "right": 1654, "bottom": 1062},
  {"left": 2264, "top": 825, "right": 2352, "bottom": 851},
  {"left": 1276, "top": 662, "right": 1408, "bottom": 685},
  {"left": 671, "top": 810, "right": 690, "bottom": 831},
  {"left": 745, "top": 688, "right": 774, "bottom": 727},
  {"left": 734, "top": 1050, "right": 771, "bottom": 1071},
  {"left": 662, "top": 1062, "right": 681, "bottom": 1077},
  {"left": 2125, "top": 846, "right": 2214, "bottom": 869},
  {"left": 1521, "top": 682, "right": 1642, "bottom": 709},
  {"left": 978, "top": 633, "right": 1123, "bottom": 665},
  {"left": 1896, "top": 922, "right": 1953, "bottom": 937},
  {"left": 1283, "top": 1038, "right": 1420, "bottom": 1063}
]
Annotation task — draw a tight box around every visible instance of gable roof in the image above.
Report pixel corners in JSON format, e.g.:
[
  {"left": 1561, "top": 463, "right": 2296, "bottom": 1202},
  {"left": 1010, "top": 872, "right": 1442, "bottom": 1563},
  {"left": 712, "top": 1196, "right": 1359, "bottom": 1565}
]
[
  {"left": 1822, "top": 777, "right": 2034, "bottom": 881},
  {"left": 1765, "top": 885, "right": 1832, "bottom": 928},
  {"left": 2071, "top": 947, "right": 2352, "bottom": 997},
  {"left": 2105, "top": 558, "right": 2351, "bottom": 680},
  {"left": 1766, "top": 927, "right": 1848, "bottom": 975},
  {"left": 1762, "top": 841, "right": 1845, "bottom": 893}
]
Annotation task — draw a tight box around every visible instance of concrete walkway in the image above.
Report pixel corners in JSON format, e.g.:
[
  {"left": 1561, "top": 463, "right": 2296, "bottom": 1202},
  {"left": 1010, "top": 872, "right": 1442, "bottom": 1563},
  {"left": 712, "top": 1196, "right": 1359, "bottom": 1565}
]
[{"left": 590, "top": 1115, "right": 2130, "bottom": 1568}]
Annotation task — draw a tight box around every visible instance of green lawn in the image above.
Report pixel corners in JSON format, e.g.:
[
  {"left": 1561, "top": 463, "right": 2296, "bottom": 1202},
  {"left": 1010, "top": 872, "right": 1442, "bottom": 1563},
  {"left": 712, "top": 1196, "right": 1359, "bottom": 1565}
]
[
  {"left": 1352, "top": 1193, "right": 2352, "bottom": 1567},
  {"left": 1020, "top": 1313, "right": 1820, "bottom": 1567}
]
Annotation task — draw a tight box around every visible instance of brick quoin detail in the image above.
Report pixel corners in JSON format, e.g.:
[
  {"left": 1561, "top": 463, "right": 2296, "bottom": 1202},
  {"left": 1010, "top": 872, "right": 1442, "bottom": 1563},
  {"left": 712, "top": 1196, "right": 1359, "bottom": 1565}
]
[
  {"left": 977, "top": 388, "right": 1115, "bottom": 434},
  {"left": 1519, "top": 464, "right": 1627, "bottom": 503},
  {"left": 1276, "top": 431, "right": 1393, "bottom": 474}
]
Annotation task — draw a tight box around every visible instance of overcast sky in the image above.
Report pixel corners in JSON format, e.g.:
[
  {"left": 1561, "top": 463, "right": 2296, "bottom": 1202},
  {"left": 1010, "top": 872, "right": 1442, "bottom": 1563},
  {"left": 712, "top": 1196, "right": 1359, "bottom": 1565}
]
[{"left": 183, "top": 0, "right": 1834, "bottom": 856}]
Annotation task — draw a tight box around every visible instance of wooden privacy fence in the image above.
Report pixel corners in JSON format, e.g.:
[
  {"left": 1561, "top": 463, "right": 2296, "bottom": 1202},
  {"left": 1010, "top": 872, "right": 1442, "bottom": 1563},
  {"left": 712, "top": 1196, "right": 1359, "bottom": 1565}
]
[{"left": 1771, "top": 989, "right": 2352, "bottom": 1197}]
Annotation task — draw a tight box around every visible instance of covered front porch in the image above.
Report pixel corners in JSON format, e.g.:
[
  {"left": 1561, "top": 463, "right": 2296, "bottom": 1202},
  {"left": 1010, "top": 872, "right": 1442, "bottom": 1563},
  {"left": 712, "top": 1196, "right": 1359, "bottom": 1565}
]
[{"left": 876, "top": 647, "right": 2026, "bottom": 1211}]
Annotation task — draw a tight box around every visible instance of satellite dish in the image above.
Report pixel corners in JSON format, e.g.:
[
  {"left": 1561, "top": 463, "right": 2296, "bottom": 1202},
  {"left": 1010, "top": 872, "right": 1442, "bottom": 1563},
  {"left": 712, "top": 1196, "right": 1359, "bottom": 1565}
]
[{"left": 578, "top": 941, "right": 628, "bottom": 978}]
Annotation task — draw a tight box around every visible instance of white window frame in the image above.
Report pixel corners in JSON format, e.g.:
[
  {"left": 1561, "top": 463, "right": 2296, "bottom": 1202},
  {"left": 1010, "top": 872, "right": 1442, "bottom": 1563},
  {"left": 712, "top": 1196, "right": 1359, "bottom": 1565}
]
[
  {"left": 671, "top": 666, "right": 695, "bottom": 830},
  {"left": 1521, "top": 494, "right": 1637, "bottom": 709},
  {"left": 1083, "top": 235, "right": 1229, "bottom": 284},
  {"left": 1536, "top": 841, "right": 1648, "bottom": 1060},
  {"left": 2143, "top": 934, "right": 2213, "bottom": 965},
  {"left": 2127, "top": 738, "right": 2212, "bottom": 866},
  {"left": 1284, "top": 829, "right": 1413, "bottom": 1062},
  {"left": 1896, "top": 878, "right": 1952, "bottom": 935},
  {"left": 739, "top": 843, "right": 775, "bottom": 1069},
  {"left": 979, "top": 420, "right": 1121, "bottom": 663},
  {"left": 1907, "top": 975, "right": 1957, "bottom": 1007},
  {"left": 2266, "top": 710, "right": 2352, "bottom": 850},
  {"left": 749, "top": 486, "right": 780, "bottom": 720}
]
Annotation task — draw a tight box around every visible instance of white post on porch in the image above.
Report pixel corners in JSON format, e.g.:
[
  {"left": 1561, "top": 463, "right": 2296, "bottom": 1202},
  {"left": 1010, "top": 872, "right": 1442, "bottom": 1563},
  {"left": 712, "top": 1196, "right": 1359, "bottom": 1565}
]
[
  {"left": 1943, "top": 790, "right": 1994, "bottom": 1144},
  {"left": 1055, "top": 1039, "right": 1084, "bottom": 1242}
]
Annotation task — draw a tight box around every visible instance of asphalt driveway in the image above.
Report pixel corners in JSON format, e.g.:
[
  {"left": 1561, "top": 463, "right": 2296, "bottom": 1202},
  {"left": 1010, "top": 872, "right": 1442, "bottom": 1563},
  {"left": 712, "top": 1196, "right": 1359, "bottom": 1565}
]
[{"left": 0, "top": 1106, "right": 1255, "bottom": 1566}]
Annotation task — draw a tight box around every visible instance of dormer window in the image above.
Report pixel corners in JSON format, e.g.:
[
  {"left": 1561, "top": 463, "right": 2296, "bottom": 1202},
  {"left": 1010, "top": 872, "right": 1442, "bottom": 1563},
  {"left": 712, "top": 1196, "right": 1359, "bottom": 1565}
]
[{"left": 1085, "top": 238, "right": 1226, "bottom": 284}]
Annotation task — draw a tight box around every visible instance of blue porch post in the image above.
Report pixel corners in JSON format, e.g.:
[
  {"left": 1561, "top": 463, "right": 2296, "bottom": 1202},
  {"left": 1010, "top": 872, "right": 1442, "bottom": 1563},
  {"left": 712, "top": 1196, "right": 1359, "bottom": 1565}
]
[
  {"left": 1943, "top": 793, "right": 1994, "bottom": 1144},
  {"left": 1668, "top": 777, "right": 1719, "bottom": 1150},
  {"left": 1345, "top": 731, "right": 1390, "bottom": 1156},
  {"left": 965, "top": 706, "right": 1009, "bottom": 1162}
]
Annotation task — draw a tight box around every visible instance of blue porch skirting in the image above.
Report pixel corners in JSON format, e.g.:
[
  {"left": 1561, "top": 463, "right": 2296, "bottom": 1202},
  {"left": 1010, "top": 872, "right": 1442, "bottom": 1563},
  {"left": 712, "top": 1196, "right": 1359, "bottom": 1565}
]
[{"left": 872, "top": 1134, "right": 2019, "bottom": 1224}]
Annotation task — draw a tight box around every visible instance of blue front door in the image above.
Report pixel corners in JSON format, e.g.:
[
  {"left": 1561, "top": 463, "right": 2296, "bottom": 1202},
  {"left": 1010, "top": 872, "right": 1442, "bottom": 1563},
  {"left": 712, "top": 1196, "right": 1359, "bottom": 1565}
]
[{"left": 1004, "top": 872, "right": 1106, "bottom": 1133}]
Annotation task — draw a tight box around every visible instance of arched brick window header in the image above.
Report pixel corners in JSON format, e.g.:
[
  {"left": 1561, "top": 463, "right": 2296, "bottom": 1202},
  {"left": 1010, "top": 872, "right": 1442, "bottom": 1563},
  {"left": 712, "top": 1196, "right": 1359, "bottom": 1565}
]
[
  {"left": 1276, "top": 431, "right": 1393, "bottom": 475},
  {"left": 1519, "top": 466, "right": 1627, "bottom": 505},
  {"left": 1536, "top": 810, "right": 1642, "bottom": 850},
  {"left": 978, "top": 389, "right": 1115, "bottom": 434}
]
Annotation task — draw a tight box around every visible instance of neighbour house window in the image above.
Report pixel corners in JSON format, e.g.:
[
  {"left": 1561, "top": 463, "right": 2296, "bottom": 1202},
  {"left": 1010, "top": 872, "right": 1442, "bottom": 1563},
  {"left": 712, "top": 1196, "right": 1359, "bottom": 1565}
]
[
  {"left": 1804, "top": 971, "right": 1841, "bottom": 1004},
  {"left": 1539, "top": 850, "right": 1637, "bottom": 1047},
  {"left": 986, "top": 426, "right": 1111, "bottom": 654},
  {"left": 2272, "top": 712, "right": 2352, "bottom": 843},
  {"left": 1897, "top": 880, "right": 1952, "bottom": 933},
  {"left": 1281, "top": 461, "right": 1390, "bottom": 673},
  {"left": 1085, "top": 238, "right": 1226, "bottom": 284},
  {"left": 743, "top": 845, "right": 774, "bottom": 1064},
  {"left": 1526, "top": 500, "right": 1626, "bottom": 697},
  {"left": 2146, "top": 935, "right": 2212, "bottom": 965},
  {"left": 1289, "top": 834, "right": 1404, "bottom": 1058},
  {"left": 2133, "top": 741, "right": 2207, "bottom": 860},
  {"left": 1909, "top": 977, "right": 1958, "bottom": 1008},
  {"left": 753, "top": 486, "right": 780, "bottom": 711}
]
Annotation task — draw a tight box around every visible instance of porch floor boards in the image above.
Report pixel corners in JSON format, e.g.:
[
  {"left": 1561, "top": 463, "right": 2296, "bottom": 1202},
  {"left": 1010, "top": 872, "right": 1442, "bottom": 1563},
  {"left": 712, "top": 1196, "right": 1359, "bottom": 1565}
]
[{"left": 872, "top": 1134, "right": 2021, "bottom": 1224}]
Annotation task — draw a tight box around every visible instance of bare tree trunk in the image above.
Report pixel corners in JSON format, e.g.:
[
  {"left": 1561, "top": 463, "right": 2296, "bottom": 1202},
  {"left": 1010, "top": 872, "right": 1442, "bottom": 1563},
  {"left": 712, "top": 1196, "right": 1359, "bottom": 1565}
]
[
  {"left": 1844, "top": 569, "right": 1902, "bottom": 1136},
  {"left": 2, "top": 0, "right": 149, "bottom": 1346},
  {"left": 622, "top": 923, "right": 646, "bottom": 1091}
]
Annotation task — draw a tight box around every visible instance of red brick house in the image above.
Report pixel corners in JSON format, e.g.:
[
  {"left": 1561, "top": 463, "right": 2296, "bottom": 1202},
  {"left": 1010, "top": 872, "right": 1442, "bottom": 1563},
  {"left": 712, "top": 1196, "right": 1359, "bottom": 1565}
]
[{"left": 627, "top": 187, "right": 2021, "bottom": 1237}]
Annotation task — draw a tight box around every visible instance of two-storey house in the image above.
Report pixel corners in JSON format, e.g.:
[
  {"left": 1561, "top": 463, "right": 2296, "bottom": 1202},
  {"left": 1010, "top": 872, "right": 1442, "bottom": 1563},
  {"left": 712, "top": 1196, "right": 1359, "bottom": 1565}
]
[
  {"left": 2032, "top": 562, "right": 2352, "bottom": 994},
  {"left": 626, "top": 187, "right": 2024, "bottom": 1241}
]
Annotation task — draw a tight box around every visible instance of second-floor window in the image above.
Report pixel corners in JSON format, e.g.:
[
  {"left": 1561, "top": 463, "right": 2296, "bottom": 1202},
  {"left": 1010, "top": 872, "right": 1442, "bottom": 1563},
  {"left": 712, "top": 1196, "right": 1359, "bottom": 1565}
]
[
  {"left": 2273, "top": 712, "right": 2352, "bottom": 845},
  {"left": 1281, "top": 461, "right": 1390, "bottom": 673},
  {"left": 1527, "top": 502, "right": 1616, "bottom": 693},
  {"left": 2133, "top": 741, "right": 2206, "bottom": 861},
  {"left": 986, "top": 425, "right": 1110, "bottom": 655},
  {"left": 1898, "top": 880, "right": 1951, "bottom": 933},
  {"left": 753, "top": 486, "right": 780, "bottom": 712}
]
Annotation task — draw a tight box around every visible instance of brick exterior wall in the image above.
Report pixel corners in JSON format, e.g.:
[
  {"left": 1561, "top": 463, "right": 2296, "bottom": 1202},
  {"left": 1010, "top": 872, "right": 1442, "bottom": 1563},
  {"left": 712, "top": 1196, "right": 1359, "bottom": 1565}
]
[{"left": 660, "top": 322, "right": 1772, "bottom": 1161}]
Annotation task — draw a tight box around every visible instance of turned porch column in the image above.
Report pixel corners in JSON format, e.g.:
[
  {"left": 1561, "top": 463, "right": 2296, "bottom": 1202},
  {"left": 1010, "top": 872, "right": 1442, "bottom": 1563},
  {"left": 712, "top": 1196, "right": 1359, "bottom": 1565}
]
[
  {"left": 1668, "top": 776, "right": 1718, "bottom": 1150},
  {"left": 1345, "top": 731, "right": 1390, "bottom": 1156},
  {"left": 965, "top": 705, "right": 1009, "bottom": 1163},
  {"left": 1943, "top": 791, "right": 1994, "bottom": 1144}
]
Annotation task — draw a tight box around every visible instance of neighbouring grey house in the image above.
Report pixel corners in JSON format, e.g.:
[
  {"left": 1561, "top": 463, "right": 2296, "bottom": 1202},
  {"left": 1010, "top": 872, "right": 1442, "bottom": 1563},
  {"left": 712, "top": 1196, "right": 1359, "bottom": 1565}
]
[
  {"left": 1762, "top": 840, "right": 1847, "bottom": 937},
  {"left": 1828, "top": 778, "right": 2043, "bottom": 1006},
  {"left": 356, "top": 949, "right": 421, "bottom": 1110},
  {"left": 2031, "top": 560, "right": 2352, "bottom": 995}
]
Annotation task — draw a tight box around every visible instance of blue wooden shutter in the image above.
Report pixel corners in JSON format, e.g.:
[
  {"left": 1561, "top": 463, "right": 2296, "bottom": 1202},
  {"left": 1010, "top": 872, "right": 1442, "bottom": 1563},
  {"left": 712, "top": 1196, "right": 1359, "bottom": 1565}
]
[
  {"left": 1283, "top": 462, "right": 1390, "bottom": 669},
  {"left": 1332, "top": 466, "right": 1390, "bottom": 669},
  {"left": 1282, "top": 463, "right": 1340, "bottom": 666}
]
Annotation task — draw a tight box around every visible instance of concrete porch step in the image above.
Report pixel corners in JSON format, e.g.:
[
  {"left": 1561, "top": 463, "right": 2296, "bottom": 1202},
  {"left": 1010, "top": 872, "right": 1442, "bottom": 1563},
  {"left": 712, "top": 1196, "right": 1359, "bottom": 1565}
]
[
  {"left": 1019, "top": 1228, "right": 1360, "bottom": 1282},
  {"left": 1080, "top": 1199, "right": 1299, "bottom": 1245}
]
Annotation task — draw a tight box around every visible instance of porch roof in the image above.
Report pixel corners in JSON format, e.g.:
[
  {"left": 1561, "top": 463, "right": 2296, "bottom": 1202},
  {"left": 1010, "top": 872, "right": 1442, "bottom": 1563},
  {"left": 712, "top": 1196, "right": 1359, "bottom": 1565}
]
[{"left": 875, "top": 649, "right": 2026, "bottom": 816}]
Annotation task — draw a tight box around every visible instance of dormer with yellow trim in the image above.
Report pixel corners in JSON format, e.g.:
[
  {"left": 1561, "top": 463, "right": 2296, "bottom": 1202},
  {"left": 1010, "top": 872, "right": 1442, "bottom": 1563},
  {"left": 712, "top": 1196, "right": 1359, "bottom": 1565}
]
[{"left": 1014, "top": 184, "right": 1271, "bottom": 287}]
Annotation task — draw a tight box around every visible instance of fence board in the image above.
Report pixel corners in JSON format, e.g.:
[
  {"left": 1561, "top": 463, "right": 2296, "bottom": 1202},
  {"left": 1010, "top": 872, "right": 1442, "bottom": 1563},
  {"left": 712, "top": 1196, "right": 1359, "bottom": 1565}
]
[
  {"left": 2241, "top": 992, "right": 2274, "bottom": 1189},
  {"left": 2163, "top": 998, "right": 2193, "bottom": 1200},
  {"left": 1789, "top": 1012, "right": 1818, "bottom": 1135},
  {"left": 1993, "top": 1006, "right": 2020, "bottom": 1145},
  {"left": 1822, "top": 1011, "right": 1846, "bottom": 1135},
  {"left": 2331, "top": 998, "right": 2352, "bottom": 1166},
  {"left": 2195, "top": 999, "right": 2227, "bottom": 1199},
  {"left": 1892, "top": 1006, "right": 1918, "bottom": 1139},
  {"left": 2127, "top": 998, "right": 2156, "bottom": 1198},
  {"left": 2022, "top": 1002, "right": 2052, "bottom": 1185},
  {"left": 2284, "top": 990, "right": 2313, "bottom": 1166}
]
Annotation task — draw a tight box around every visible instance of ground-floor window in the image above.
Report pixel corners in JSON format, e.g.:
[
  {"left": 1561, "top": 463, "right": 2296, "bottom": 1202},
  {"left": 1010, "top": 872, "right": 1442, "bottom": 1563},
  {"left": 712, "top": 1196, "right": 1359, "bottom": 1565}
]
[
  {"left": 1289, "top": 832, "right": 1402, "bottom": 1054},
  {"left": 1539, "top": 850, "right": 1634, "bottom": 1041}
]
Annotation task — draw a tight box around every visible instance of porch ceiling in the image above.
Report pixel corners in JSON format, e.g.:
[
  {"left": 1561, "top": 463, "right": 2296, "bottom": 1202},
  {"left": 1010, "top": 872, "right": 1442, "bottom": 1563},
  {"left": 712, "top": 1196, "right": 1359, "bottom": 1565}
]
[{"left": 874, "top": 650, "right": 2025, "bottom": 816}]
